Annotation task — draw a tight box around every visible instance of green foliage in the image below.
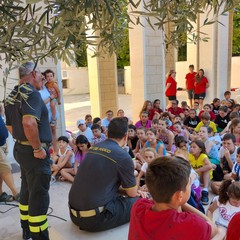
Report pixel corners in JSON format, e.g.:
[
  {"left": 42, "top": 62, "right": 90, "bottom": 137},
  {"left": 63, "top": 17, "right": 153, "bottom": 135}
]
[
  {"left": 233, "top": 8, "right": 240, "bottom": 56},
  {"left": 0, "top": 0, "right": 239, "bottom": 66}
]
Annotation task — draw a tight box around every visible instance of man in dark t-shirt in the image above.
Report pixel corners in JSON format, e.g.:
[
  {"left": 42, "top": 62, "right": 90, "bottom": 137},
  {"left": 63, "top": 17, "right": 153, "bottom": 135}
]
[
  {"left": 69, "top": 117, "right": 141, "bottom": 232},
  {"left": 5, "top": 62, "right": 52, "bottom": 240}
]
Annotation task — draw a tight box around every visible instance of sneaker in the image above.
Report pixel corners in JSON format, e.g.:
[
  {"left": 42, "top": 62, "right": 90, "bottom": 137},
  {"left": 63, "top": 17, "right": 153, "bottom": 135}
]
[
  {"left": 201, "top": 190, "right": 209, "bottom": 205},
  {"left": 22, "top": 229, "right": 31, "bottom": 240},
  {"left": 50, "top": 176, "right": 56, "bottom": 185}
]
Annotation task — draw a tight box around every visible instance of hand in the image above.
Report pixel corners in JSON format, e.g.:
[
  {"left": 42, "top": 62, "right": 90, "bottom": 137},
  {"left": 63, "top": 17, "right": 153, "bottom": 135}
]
[
  {"left": 33, "top": 148, "right": 46, "bottom": 159},
  {"left": 223, "top": 148, "right": 230, "bottom": 158},
  {"left": 137, "top": 190, "right": 151, "bottom": 199},
  {"left": 58, "top": 101, "right": 61, "bottom": 105}
]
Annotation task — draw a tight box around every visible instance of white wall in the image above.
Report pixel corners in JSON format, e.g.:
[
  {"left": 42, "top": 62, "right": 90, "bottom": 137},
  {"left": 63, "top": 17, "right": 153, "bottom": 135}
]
[
  {"left": 62, "top": 67, "right": 89, "bottom": 95},
  {"left": 231, "top": 57, "right": 240, "bottom": 88}
]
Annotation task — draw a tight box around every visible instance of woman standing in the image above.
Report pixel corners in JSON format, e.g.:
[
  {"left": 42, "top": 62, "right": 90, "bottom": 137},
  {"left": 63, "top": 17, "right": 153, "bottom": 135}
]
[
  {"left": 194, "top": 69, "right": 209, "bottom": 110},
  {"left": 165, "top": 70, "right": 177, "bottom": 104}
]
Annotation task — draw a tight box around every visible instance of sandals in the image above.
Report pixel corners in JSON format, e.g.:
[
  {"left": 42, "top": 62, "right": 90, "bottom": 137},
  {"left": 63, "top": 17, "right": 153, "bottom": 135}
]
[
  {"left": 0, "top": 192, "right": 14, "bottom": 202},
  {"left": 14, "top": 193, "right": 20, "bottom": 202}
]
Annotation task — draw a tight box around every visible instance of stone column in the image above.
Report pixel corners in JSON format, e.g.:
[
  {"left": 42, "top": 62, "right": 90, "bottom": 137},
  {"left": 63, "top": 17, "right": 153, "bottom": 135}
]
[
  {"left": 87, "top": 48, "right": 118, "bottom": 118},
  {"left": 128, "top": 2, "right": 165, "bottom": 122}
]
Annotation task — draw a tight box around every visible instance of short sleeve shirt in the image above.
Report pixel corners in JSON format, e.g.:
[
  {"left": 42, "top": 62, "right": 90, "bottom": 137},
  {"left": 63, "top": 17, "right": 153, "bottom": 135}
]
[
  {"left": 194, "top": 77, "right": 208, "bottom": 94},
  {"left": 168, "top": 107, "right": 184, "bottom": 117},
  {"left": 165, "top": 76, "right": 177, "bottom": 96},
  {"left": 189, "top": 153, "right": 208, "bottom": 170},
  {"left": 185, "top": 72, "right": 197, "bottom": 90},
  {"left": 5, "top": 84, "right": 52, "bottom": 143},
  {"left": 214, "top": 114, "right": 230, "bottom": 129},
  {"left": 69, "top": 139, "right": 136, "bottom": 210},
  {"left": 184, "top": 116, "right": 200, "bottom": 128},
  {"left": 195, "top": 121, "right": 217, "bottom": 133},
  {"left": 129, "top": 199, "right": 211, "bottom": 240}
]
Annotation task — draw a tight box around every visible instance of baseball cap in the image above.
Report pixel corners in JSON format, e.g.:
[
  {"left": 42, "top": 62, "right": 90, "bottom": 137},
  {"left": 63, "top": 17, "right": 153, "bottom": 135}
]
[{"left": 76, "top": 119, "right": 85, "bottom": 127}]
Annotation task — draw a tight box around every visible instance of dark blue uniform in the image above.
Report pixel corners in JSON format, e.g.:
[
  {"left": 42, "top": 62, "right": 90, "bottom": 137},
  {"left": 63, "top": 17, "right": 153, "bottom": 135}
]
[
  {"left": 5, "top": 83, "right": 52, "bottom": 240},
  {"left": 69, "top": 139, "right": 138, "bottom": 231}
]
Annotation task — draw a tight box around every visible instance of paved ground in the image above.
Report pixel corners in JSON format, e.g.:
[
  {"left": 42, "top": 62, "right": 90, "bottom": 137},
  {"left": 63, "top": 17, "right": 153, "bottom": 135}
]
[{"left": 1, "top": 90, "right": 240, "bottom": 239}]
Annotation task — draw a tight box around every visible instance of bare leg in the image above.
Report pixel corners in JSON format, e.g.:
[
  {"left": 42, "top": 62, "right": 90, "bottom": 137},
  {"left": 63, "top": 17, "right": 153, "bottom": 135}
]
[
  {"left": 60, "top": 168, "right": 75, "bottom": 183},
  {"left": 51, "top": 125, "right": 58, "bottom": 153},
  {"left": 201, "top": 171, "right": 210, "bottom": 189},
  {"left": 199, "top": 99, "right": 204, "bottom": 110},
  {"left": 189, "top": 98, "right": 193, "bottom": 108},
  {"left": 50, "top": 100, "right": 56, "bottom": 120},
  {"left": 0, "top": 172, "right": 18, "bottom": 196}
]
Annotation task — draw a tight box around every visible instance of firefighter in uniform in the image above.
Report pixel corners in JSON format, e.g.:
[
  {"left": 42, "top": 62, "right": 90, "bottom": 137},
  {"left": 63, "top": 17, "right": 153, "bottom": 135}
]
[{"left": 5, "top": 62, "right": 52, "bottom": 240}]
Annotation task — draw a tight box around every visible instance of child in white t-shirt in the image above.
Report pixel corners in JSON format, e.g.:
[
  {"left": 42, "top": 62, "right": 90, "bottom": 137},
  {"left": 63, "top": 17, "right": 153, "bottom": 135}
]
[{"left": 136, "top": 148, "right": 157, "bottom": 188}]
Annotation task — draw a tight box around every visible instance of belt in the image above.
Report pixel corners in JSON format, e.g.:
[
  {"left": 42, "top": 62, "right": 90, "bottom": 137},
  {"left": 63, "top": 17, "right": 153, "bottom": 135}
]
[
  {"left": 70, "top": 206, "right": 105, "bottom": 218},
  {"left": 16, "top": 140, "right": 51, "bottom": 149}
]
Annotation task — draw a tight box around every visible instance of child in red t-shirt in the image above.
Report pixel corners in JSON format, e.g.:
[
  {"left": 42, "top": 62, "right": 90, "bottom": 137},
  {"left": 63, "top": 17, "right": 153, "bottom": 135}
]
[{"left": 128, "top": 156, "right": 217, "bottom": 240}]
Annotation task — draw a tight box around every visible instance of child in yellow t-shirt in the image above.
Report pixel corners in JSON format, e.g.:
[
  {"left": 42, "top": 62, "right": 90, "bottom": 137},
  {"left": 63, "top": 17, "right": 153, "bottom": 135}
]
[
  {"left": 194, "top": 111, "right": 217, "bottom": 133},
  {"left": 189, "top": 140, "right": 212, "bottom": 205}
]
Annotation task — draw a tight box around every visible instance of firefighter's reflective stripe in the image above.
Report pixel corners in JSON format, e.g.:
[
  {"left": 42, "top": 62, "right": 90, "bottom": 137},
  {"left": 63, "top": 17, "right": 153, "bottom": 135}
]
[
  {"left": 29, "top": 221, "right": 48, "bottom": 233},
  {"left": 19, "top": 204, "right": 28, "bottom": 211},
  {"left": 20, "top": 214, "right": 29, "bottom": 221}
]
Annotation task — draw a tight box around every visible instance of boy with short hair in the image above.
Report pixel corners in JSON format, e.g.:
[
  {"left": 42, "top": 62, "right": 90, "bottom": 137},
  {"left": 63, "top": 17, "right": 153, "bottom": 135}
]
[
  {"left": 211, "top": 134, "right": 238, "bottom": 194},
  {"left": 90, "top": 124, "right": 106, "bottom": 145},
  {"left": 129, "top": 156, "right": 217, "bottom": 240},
  {"left": 194, "top": 112, "right": 217, "bottom": 133}
]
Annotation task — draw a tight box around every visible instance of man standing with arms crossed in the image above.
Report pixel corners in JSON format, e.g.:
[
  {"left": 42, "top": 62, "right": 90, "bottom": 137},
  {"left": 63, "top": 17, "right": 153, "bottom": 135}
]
[{"left": 5, "top": 62, "right": 52, "bottom": 240}]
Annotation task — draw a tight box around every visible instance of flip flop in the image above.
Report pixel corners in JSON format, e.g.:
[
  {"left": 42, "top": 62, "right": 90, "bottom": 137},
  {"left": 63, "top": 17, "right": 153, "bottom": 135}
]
[{"left": 0, "top": 192, "right": 14, "bottom": 202}]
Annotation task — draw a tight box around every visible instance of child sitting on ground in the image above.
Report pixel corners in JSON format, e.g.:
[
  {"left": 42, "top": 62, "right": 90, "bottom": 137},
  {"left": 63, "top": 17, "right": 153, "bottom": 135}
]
[
  {"left": 90, "top": 124, "right": 106, "bottom": 145},
  {"left": 44, "top": 69, "right": 61, "bottom": 126},
  {"left": 207, "top": 180, "right": 240, "bottom": 240},
  {"left": 136, "top": 148, "right": 157, "bottom": 188},
  {"left": 189, "top": 140, "right": 212, "bottom": 205},
  {"left": 194, "top": 112, "right": 217, "bottom": 134},
  {"left": 50, "top": 136, "right": 74, "bottom": 184},
  {"left": 60, "top": 135, "right": 90, "bottom": 183},
  {"left": 128, "top": 156, "right": 217, "bottom": 240}
]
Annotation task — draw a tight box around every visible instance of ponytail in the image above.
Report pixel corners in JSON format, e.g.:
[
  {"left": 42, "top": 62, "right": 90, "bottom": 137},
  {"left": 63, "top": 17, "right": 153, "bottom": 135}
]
[{"left": 219, "top": 180, "right": 240, "bottom": 204}]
